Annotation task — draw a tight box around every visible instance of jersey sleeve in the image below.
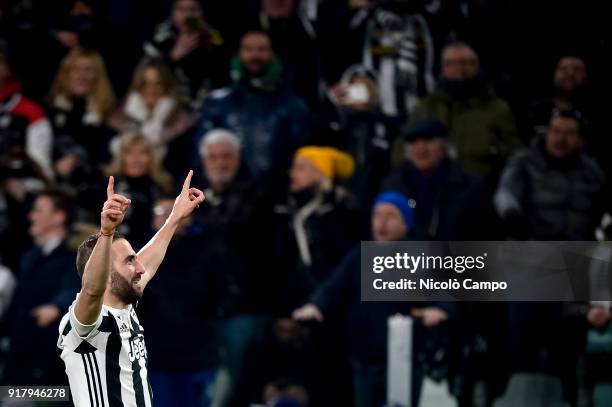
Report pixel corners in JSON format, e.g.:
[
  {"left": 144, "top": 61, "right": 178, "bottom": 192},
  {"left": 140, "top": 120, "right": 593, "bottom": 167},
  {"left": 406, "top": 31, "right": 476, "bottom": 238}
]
[{"left": 68, "top": 298, "right": 104, "bottom": 339}]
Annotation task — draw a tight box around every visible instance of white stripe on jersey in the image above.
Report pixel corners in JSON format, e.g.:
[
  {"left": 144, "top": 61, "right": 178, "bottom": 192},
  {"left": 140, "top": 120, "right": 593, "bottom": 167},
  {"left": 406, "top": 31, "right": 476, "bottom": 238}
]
[{"left": 57, "top": 297, "right": 152, "bottom": 407}]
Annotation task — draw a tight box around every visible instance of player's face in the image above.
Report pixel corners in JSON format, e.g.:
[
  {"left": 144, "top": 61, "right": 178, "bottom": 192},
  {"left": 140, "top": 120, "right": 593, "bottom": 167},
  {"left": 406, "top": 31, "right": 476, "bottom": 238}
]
[
  {"left": 110, "top": 239, "right": 145, "bottom": 304},
  {"left": 372, "top": 203, "right": 407, "bottom": 242}
]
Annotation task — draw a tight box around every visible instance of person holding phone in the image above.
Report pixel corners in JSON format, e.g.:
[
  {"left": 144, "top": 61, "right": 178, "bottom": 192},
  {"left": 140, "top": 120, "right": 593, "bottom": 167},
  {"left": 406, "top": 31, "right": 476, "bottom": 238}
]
[{"left": 143, "top": 0, "right": 228, "bottom": 105}]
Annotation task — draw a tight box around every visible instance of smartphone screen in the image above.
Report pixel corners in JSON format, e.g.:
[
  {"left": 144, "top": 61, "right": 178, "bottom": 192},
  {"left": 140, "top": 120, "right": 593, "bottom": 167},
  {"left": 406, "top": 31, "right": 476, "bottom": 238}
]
[{"left": 346, "top": 83, "right": 369, "bottom": 104}]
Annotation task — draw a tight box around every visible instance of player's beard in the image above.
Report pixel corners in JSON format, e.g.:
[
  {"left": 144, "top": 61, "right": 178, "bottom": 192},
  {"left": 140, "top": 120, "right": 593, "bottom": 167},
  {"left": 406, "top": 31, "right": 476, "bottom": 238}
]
[{"left": 110, "top": 271, "right": 143, "bottom": 304}]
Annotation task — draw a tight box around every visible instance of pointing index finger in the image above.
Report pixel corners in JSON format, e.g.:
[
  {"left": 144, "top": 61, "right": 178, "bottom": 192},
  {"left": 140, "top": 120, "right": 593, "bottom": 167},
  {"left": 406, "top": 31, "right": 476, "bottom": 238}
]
[
  {"left": 182, "top": 170, "right": 193, "bottom": 192},
  {"left": 107, "top": 176, "right": 114, "bottom": 199}
]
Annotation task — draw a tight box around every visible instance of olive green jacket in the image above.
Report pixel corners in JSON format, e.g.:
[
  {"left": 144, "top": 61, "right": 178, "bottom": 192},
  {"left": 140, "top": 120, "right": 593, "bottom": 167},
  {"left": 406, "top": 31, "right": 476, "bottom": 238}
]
[{"left": 394, "top": 90, "right": 520, "bottom": 177}]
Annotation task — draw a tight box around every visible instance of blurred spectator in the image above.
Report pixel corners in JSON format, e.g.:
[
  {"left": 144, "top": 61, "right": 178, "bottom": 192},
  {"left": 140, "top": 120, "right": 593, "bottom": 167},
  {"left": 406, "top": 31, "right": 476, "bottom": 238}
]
[
  {"left": 263, "top": 378, "right": 309, "bottom": 407},
  {"left": 198, "top": 30, "right": 310, "bottom": 197},
  {"left": 45, "top": 1, "right": 98, "bottom": 50},
  {"left": 274, "top": 146, "right": 360, "bottom": 308},
  {"left": 421, "top": 0, "right": 473, "bottom": 61},
  {"left": 143, "top": 0, "right": 228, "bottom": 105},
  {"left": 362, "top": 0, "right": 435, "bottom": 116},
  {"left": 48, "top": 47, "right": 116, "bottom": 175},
  {"left": 494, "top": 110, "right": 605, "bottom": 404},
  {"left": 321, "top": 64, "right": 398, "bottom": 211},
  {"left": 585, "top": 296, "right": 612, "bottom": 407},
  {"left": 3, "top": 189, "right": 79, "bottom": 385},
  {"left": 293, "top": 191, "right": 452, "bottom": 407},
  {"left": 0, "top": 184, "right": 30, "bottom": 271},
  {"left": 407, "top": 41, "right": 520, "bottom": 181},
  {"left": 1, "top": 47, "right": 54, "bottom": 181},
  {"left": 525, "top": 55, "right": 610, "bottom": 191},
  {"left": 96, "top": 0, "right": 164, "bottom": 95},
  {"left": 1, "top": 48, "right": 53, "bottom": 268},
  {"left": 108, "top": 58, "right": 195, "bottom": 159},
  {"left": 313, "top": 0, "right": 374, "bottom": 84},
  {"left": 526, "top": 56, "right": 591, "bottom": 139},
  {"left": 0, "top": 261, "right": 15, "bottom": 319},
  {"left": 194, "top": 129, "right": 274, "bottom": 407},
  {"left": 494, "top": 109, "right": 605, "bottom": 240},
  {"left": 0, "top": 1, "right": 100, "bottom": 99},
  {"left": 138, "top": 195, "right": 217, "bottom": 407},
  {"left": 255, "top": 0, "right": 320, "bottom": 106},
  {"left": 382, "top": 119, "right": 484, "bottom": 240},
  {"left": 270, "top": 146, "right": 361, "bottom": 405},
  {"left": 105, "top": 133, "right": 173, "bottom": 249}
]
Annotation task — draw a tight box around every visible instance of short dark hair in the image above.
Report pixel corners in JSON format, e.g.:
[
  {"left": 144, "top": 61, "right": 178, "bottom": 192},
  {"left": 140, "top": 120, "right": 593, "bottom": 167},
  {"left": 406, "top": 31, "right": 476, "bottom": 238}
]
[
  {"left": 442, "top": 40, "right": 478, "bottom": 58},
  {"left": 240, "top": 30, "right": 272, "bottom": 47},
  {"left": 37, "top": 188, "right": 74, "bottom": 227},
  {"left": 550, "top": 108, "right": 584, "bottom": 134},
  {"left": 76, "top": 231, "right": 124, "bottom": 279},
  {"left": 173, "top": 0, "right": 202, "bottom": 7}
]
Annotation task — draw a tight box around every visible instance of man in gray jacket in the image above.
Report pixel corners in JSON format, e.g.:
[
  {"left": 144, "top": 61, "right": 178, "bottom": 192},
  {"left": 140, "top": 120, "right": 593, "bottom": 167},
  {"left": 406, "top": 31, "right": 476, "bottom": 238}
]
[{"left": 494, "top": 108, "right": 605, "bottom": 240}]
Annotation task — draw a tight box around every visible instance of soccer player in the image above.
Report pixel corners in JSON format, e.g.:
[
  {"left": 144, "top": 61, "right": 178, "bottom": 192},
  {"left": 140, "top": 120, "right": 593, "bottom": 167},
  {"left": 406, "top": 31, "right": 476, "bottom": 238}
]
[{"left": 57, "top": 170, "right": 205, "bottom": 407}]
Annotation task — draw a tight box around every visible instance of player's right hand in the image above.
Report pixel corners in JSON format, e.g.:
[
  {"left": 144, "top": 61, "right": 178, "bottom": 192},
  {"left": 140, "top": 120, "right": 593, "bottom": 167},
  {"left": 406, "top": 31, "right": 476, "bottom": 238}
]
[{"left": 101, "top": 176, "right": 131, "bottom": 234}]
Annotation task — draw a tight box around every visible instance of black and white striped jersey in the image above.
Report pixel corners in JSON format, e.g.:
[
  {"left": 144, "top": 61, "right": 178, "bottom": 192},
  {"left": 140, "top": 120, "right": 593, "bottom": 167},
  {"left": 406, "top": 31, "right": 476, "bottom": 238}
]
[{"left": 57, "top": 296, "right": 153, "bottom": 407}]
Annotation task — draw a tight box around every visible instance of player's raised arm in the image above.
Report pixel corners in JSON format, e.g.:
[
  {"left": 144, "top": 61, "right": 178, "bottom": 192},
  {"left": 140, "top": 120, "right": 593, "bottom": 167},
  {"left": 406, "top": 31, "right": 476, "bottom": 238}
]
[
  {"left": 74, "top": 176, "right": 130, "bottom": 325},
  {"left": 137, "top": 170, "right": 205, "bottom": 287}
]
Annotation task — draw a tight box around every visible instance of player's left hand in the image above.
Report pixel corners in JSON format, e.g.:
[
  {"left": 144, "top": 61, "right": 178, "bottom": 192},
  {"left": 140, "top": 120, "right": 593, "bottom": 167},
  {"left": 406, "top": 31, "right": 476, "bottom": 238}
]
[
  {"left": 171, "top": 170, "right": 205, "bottom": 220},
  {"left": 31, "top": 304, "right": 61, "bottom": 328}
]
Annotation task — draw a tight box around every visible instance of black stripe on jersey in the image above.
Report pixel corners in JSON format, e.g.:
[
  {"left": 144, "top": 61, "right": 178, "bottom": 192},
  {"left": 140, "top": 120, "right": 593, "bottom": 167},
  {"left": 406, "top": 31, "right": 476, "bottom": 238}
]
[
  {"left": 92, "top": 353, "right": 105, "bottom": 407},
  {"left": 105, "top": 316, "right": 124, "bottom": 407},
  {"left": 63, "top": 320, "right": 72, "bottom": 335},
  {"left": 131, "top": 358, "right": 146, "bottom": 407},
  {"left": 86, "top": 353, "right": 101, "bottom": 407},
  {"left": 81, "top": 353, "right": 95, "bottom": 407},
  {"left": 58, "top": 320, "right": 73, "bottom": 357},
  {"left": 75, "top": 340, "right": 99, "bottom": 406},
  {"left": 130, "top": 316, "right": 146, "bottom": 407},
  {"left": 99, "top": 315, "right": 116, "bottom": 333}
]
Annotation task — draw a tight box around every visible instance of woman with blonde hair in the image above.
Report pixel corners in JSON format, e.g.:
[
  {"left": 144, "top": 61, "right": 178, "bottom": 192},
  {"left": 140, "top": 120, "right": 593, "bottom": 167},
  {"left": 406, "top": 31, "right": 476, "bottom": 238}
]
[
  {"left": 47, "top": 48, "right": 116, "bottom": 183},
  {"left": 104, "top": 133, "right": 174, "bottom": 248},
  {"left": 108, "top": 58, "right": 195, "bottom": 158}
]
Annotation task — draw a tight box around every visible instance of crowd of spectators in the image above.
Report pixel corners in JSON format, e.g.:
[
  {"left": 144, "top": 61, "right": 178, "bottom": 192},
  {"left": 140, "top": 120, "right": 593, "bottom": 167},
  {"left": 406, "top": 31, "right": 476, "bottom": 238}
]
[{"left": 1, "top": 0, "right": 611, "bottom": 406}]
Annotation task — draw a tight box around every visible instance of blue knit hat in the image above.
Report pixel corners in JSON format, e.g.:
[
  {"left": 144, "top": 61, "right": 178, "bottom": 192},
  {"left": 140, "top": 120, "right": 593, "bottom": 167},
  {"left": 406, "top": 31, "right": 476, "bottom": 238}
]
[{"left": 373, "top": 191, "right": 415, "bottom": 229}]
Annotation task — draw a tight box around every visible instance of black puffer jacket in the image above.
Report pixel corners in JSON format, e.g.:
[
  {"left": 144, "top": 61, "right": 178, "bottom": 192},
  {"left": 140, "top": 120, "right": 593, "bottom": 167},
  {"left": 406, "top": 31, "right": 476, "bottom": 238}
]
[{"left": 494, "top": 137, "right": 605, "bottom": 240}]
